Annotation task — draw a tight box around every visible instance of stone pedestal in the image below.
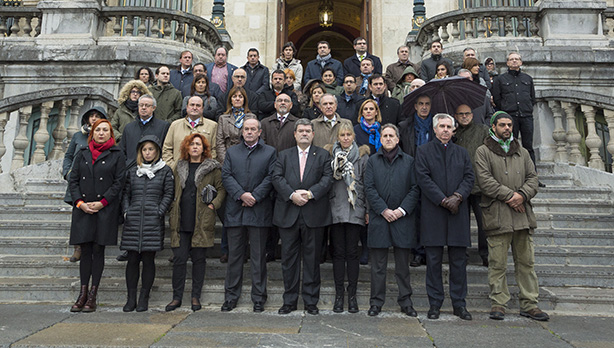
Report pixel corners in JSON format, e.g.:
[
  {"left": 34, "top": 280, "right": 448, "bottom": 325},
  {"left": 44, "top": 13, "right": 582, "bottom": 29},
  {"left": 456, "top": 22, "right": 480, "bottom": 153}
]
[
  {"left": 538, "top": 0, "right": 609, "bottom": 46},
  {"left": 36, "top": 0, "right": 104, "bottom": 46}
]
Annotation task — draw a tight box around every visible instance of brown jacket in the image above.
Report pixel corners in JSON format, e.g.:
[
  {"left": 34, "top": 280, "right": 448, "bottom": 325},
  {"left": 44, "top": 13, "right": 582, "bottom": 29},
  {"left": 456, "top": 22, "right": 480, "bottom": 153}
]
[
  {"left": 385, "top": 60, "right": 417, "bottom": 91},
  {"left": 162, "top": 117, "right": 218, "bottom": 169},
  {"left": 261, "top": 113, "right": 299, "bottom": 152},
  {"left": 311, "top": 114, "right": 353, "bottom": 148},
  {"left": 475, "top": 137, "right": 538, "bottom": 236},
  {"left": 216, "top": 112, "right": 257, "bottom": 163},
  {"left": 169, "top": 159, "right": 226, "bottom": 248}
]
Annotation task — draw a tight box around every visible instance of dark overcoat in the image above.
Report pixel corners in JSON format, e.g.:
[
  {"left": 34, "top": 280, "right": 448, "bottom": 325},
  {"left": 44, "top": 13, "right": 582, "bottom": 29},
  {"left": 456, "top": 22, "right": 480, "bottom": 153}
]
[
  {"left": 222, "top": 138, "right": 277, "bottom": 227},
  {"left": 364, "top": 147, "right": 420, "bottom": 248},
  {"left": 69, "top": 146, "right": 126, "bottom": 245},
  {"left": 415, "top": 139, "right": 474, "bottom": 247}
]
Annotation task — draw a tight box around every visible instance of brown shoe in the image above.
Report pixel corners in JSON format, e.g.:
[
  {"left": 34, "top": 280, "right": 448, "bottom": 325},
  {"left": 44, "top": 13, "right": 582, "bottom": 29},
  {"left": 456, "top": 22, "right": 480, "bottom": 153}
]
[
  {"left": 70, "top": 285, "right": 88, "bottom": 312},
  {"left": 520, "top": 308, "right": 550, "bottom": 321},
  {"left": 489, "top": 306, "right": 505, "bottom": 320},
  {"left": 82, "top": 285, "right": 98, "bottom": 312},
  {"left": 69, "top": 245, "right": 81, "bottom": 263}
]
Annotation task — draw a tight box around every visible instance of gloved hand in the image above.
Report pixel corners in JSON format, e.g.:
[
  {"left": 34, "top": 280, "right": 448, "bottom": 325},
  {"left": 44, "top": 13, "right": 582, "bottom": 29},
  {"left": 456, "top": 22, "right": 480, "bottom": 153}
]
[{"left": 442, "top": 193, "right": 462, "bottom": 215}]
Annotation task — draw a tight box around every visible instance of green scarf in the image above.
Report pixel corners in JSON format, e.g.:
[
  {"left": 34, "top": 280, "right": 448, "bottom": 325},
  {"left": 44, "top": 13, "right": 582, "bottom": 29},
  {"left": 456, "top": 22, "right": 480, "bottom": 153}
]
[{"left": 489, "top": 128, "right": 514, "bottom": 153}]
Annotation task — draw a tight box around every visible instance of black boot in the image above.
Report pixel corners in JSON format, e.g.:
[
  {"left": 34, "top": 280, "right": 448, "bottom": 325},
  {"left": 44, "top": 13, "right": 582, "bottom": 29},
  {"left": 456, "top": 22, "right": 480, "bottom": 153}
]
[
  {"left": 136, "top": 288, "right": 150, "bottom": 312},
  {"left": 123, "top": 288, "right": 137, "bottom": 312}
]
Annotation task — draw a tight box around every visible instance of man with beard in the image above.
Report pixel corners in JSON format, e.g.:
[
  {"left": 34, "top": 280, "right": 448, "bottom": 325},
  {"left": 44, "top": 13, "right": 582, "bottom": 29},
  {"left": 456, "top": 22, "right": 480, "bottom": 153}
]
[{"left": 258, "top": 70, "right": 300, "bottom": 119}]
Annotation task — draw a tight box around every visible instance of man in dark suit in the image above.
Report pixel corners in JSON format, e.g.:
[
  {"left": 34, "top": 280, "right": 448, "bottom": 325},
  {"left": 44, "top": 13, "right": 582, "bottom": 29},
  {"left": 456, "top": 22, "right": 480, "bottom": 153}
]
[
  {"left": 343, "top": 37, "right": 383, "bottom": 77},
  {"left": 272, "top": 118, "right": 334, "bottom": 315},
  {"left": 367, "top": 74, "right": 402, "bottom": 126}
]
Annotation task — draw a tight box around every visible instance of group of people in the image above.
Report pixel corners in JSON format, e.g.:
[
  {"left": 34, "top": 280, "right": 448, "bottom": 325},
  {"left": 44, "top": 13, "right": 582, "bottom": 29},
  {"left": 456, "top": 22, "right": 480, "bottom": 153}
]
[{"left": 60, "top": 39, "right": 548, "bottom": 322}]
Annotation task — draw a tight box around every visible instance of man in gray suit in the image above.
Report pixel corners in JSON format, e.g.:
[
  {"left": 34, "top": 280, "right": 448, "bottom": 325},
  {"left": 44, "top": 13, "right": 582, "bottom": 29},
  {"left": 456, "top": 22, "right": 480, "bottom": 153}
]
[{"left": 272, "top": 118, "right": 333, "bottom": 315}]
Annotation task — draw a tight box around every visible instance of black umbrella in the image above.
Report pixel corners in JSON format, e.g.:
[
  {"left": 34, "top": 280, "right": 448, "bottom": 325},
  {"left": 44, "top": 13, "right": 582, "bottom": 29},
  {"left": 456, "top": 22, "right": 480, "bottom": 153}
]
[{"left": 402, "top": 76, "right": 488, "bottom": 118}]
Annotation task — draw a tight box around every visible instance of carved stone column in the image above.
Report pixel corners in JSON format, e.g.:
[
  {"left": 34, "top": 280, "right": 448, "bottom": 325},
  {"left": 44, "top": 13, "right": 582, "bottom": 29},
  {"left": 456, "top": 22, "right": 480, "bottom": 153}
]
[
  {"left": 561, "top": 102, "right": 584, "bottom": 165},
  {"left": 11, "top": 106, "right": 33, "bottom": 171},
  {"left": 67, "top": 98, "right": 84, "bottom": 143},
  {"left": 50, "top": 99, "right": 70, "bottom": 160},
  {"left": 32, "top": 101, "right": 54, "bottom": 164},
  {"left": 603, "top": 109, "right": 614, "bottom": 163},
  {"left": 548, "top": 100, "right": 568, "bottom": 163},
  {"left": 0, "top": 112, "right": 8, "bottom": 173},
  {"left": 581, "top": 104, "right": 604, "bottom": 170}
]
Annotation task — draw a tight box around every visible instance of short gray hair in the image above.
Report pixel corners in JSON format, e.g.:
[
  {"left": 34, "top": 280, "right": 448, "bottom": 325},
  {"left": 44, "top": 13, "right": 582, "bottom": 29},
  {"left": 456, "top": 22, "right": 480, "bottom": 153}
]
[
  {"left": 241, "top": 115, "right": 261, "bottom": 130},
  {"left": 294, "top": 118, "right": 314, "bottom": 132},
  {"left": 319, "top": 93, "right": 338, "bottom": 106},
  {"left": 433, "top": 113, "right": 456, "bottom": 129},
  {"left": 507, "top": 51, "right": 522, "bottom": 60},
  {"left": 381, "top": 123, "right": 399, "bottom": 138},
  {"left": 457, "top": 68, "right": 471, "bottom": 76},
  {"left": 138, "top": 94, "right": 156, "bottom": 107}
]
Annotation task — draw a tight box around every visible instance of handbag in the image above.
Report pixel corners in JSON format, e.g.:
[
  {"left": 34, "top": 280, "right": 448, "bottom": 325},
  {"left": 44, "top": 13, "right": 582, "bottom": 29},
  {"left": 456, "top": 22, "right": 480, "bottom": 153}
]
[{"left": 200, "top": 184, "right": 217, "bottom": 205}]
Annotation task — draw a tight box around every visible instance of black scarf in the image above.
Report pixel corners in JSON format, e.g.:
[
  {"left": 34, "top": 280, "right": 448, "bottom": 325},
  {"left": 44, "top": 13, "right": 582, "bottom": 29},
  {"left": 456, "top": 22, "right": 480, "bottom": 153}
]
[
  {"left": 382, "top": 145, "right": 399, "bottom": 163},
  {"left": 125, "top": 99, "right": 138, "bottom": 112}
]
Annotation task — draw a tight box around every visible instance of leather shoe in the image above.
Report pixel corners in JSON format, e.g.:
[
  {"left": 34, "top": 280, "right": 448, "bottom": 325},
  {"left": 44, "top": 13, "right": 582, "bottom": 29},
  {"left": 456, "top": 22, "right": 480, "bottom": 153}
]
[
  {"left": 348, "top": 296, "right": 359, "bottom": 313},
  {"left": 221, "top": 300, "right": 237, "bottom": 312},
  {"left": 401, "top": 305, "right": 417, "bottom": 317},
  {"left": 481, "top": 256, "right": 489, "bottom": 267},
  {"left": 278, "top": 304, "right": 297, "bottom": 315},
  {"left": 410, "top": 255, "right": 426, "bottom": 267},
  {"left": 520, "top": 308, "right": 550, "bottom": 321},
  {"left": 220, "top": 254, "right": 228, "bottom": 263},
  {"left": 305, "top": 304, "right": 319, "bottom": 315},
  {"left": 265, "top": 253, "right": 276, "bottom": 262},
  {"left": 489, "top": 306, "right": 505, "bottom": 320},
  {"left": 367, "top": 305, "right": 381, "bottom": 317},
  {"left": 427, "top": 306, "right": 440, "bottom": 319},
  {"left": 191, "top": 298, "right": 202, "bottom": 312},
  {"left": 333, "top": 295, "right": 344, "bottom": 313},
  {"left": 253, "top": 301, "right": 265, "bottom": 313},
  {"left": 165, "top": 300, "right": 181, "bottom": 312},
  {"left": 453, "top": 306, "right": 472, "bottom": 320}
]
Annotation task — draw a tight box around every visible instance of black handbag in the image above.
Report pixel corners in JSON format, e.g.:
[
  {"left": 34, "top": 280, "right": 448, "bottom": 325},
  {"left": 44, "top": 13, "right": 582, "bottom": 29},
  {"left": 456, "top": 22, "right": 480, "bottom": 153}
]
[{"left": 200, "top": 184, "right": 217, "bottom": 205}]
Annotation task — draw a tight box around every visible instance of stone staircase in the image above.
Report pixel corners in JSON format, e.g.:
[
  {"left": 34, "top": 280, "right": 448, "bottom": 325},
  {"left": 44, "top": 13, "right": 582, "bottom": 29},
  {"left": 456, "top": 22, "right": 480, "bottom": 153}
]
[{"left": 0, "top": 163, "right": 613, "bottom": 315}]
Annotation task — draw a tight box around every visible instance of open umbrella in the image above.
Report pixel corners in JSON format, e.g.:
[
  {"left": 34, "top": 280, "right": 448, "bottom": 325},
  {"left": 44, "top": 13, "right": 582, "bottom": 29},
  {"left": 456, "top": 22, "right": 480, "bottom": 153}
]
[{"left": 402, "top": 76, "right": 488, "bottom": 118}]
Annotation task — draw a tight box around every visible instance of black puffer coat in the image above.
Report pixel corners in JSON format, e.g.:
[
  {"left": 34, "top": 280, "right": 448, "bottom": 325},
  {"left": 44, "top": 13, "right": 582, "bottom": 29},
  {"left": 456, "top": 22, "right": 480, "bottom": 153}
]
[{"left": 120, "top": 136, "right": 175, "bottom": 252}]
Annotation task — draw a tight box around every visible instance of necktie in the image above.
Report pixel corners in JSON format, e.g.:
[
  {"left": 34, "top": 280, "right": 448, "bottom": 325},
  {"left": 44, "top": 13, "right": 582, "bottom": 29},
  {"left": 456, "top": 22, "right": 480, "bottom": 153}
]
[
  {"left": 359, "top": 55, "right": 364, "bottom": 61},
  {"left": 299, "top": 151, "right": 307, "bottom": 181},
  {"left": 190, "top": 120, "right": 196, "bottom": 128}
]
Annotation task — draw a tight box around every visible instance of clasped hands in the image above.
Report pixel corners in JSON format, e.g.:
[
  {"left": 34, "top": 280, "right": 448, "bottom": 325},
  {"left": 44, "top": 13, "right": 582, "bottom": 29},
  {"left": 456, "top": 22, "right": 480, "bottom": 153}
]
[
  {"left": 240, "top": 192, "right": 257, "bottom": 207},
  {"left": 381, "top": 208, "right": 404, "bottom": 223},
  {"left": 441, "top": 193, "right": 462, "bottom": 215},
  {"left": 505, "top": 192, "right": 525, "bottom": 213},
  {"left": 291, "top": 189, "right": 311, "bottom": 206},
  {"left": 79, "top": 201, "right": 104, "bottom": 214}
]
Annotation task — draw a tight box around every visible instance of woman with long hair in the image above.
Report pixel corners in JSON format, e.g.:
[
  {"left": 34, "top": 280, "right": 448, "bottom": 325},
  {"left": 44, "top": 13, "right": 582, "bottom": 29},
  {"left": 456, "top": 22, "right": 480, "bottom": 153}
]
[
  {"left": 134, "top": 67, "right": 155, "bottom": 86},
  {"left": 68, "top": 119, "right": 126, "bottom": 313},
  {"left": 165, "top": 134, "right": 226, "bottom": 312},
  {"left": 354, "top": 99, "right": 383, "bottom": 155},
  {"left": 433, "top": 60, "right": 453, "bottom": 80},
  {"left": 302, "top": 81, "right": 326, "bottom": 120},
  {"left": 120, "top": 135, "right": 174, "bottom": 312},
  {"left": 181, "top": 73, "right": 218, "bottom": 121},
  {"left": 216, "top": 86, "right": 257, "bottom": 163},
  {"left": 325, "top": 123, "right": 370, "bottom": 313}
]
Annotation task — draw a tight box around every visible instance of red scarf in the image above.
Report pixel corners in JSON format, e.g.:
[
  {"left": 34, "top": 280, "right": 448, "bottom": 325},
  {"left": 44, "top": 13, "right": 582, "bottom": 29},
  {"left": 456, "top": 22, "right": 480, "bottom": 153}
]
[{"left": 89, "top": 138, "right": 115, "bottom": 163}]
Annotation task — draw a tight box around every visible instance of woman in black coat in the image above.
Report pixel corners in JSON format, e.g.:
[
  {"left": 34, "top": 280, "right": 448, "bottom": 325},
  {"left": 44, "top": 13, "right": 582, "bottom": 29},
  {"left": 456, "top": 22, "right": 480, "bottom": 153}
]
[
  {"left": 68, "top": 119, "right": 126, "bottom": 313},
  {"left": 120, "top": 135, "right": 174, "bottom": 312}
]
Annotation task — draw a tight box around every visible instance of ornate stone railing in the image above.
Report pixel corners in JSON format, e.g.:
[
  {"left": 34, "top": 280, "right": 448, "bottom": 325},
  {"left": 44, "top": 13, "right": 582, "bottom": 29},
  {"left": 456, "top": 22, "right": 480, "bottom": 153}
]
[
  {"left": 100, "top": 7, "right": 229, "bottom": 51},
  {"left": 537, "top": 90, "right": 614, "bottom": 172},
  {"left": 0, "top": 7, "right": 42, "bottom": 37},
  {"left": 414, "top": 7, "right": 540, "bottom": 50},
  {"left": 0, "top": 87, "right": 117, "bottom": 173}
]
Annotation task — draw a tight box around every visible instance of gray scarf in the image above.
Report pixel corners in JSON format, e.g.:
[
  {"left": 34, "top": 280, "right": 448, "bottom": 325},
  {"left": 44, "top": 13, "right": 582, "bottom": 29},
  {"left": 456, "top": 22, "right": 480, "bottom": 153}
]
[
  {"left": 331, "top": 141, "right": 359, "bottom": 208},
  {"left": 136, "top": 160, "right": 167, "bottom": 179},
  {"left": 316, "top": 54, "right": 332, "bottom": 68}
]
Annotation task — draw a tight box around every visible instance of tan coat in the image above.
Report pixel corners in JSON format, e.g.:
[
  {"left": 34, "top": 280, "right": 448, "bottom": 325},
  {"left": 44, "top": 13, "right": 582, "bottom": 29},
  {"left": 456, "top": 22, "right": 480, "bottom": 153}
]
[
  {"left": 475, "top": 137, "right": 538, "bottom": 237},
  {"left": 215, "top": 112, "right": 257, "bottom": 163},
  {"left": 311, "top": 114, "right": 353, "bottom": 148},
  {"left": 169, "top": 159, "right": 226, "bottom": 248},
  {"left": 162, "top": 117, "right": 218, "bottom": 169}
]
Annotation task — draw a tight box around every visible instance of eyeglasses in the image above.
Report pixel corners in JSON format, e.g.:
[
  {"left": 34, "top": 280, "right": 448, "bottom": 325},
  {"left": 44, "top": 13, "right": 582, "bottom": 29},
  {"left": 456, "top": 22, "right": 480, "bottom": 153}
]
[
  {"left": 455, "top": 112, "right": 472, "bottom": 117},
  {"left": 139, "top": 104, "right": 154, "bottom": 108},
  {"left": 130, "top": 90, "right": 142, "bottom": 95}
]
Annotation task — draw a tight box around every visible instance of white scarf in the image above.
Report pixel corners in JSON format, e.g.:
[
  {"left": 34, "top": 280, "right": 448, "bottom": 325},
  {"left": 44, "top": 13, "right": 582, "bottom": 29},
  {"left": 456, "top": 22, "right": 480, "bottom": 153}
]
[{"left": 136, "top": 159, "right": 167, "bottom": 179}]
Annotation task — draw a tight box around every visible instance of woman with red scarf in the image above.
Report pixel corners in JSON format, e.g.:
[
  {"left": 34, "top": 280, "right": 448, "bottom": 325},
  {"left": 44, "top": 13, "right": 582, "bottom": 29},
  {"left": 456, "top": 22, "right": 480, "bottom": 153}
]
[{"left": 68, "top": 119, "right": 126, "bottom": 312}]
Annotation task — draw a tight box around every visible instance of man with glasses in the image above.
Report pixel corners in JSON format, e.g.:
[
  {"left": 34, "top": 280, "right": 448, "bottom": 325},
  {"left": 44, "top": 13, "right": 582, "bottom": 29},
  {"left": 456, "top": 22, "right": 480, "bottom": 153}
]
[
  {"left": 151, "top": 66, "right": 183, "bottom": 123},
  {"left": 343, "top": 37, "right": 382, "bottom": 77},
  {"left": 219, "top": 68, "right": 260, "bottom": 118},
  {"left": 258, "top": 70, "right": 300, "bottom": 120},
  {"left": 453, "top": 104, "right": 490, "bottom": 267},
  {"left": 336, "top": 74, "right": 365, "bottom": 125}
]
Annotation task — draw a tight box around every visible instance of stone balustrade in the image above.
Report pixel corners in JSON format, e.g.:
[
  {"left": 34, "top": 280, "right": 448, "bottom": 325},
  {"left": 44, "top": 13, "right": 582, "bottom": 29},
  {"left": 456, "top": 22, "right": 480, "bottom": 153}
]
[
  {"left": 0, "top": 87, "right": 117, "bottom": 173},
  {"left": 538, "top": 90, "right": 614, "bottom": 172},
  {"left": 414, "top": 7, "right": 540, "bottom": 50},
  {"left": 603, "top": 8, "right": 614, "bottom": 39},
  {"left": 0, "top": 7, "right": 42, "bottom": 38}
]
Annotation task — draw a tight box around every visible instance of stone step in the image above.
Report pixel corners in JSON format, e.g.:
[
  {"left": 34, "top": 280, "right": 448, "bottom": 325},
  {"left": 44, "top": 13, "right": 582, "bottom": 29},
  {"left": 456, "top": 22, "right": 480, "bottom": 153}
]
[
  {"left": 533, "top": 228, "right": 614, "bottom": 246},
  {"left": 23, "top": 179, "right": 67, "bottom": 193},
  {"left": 534, "top": 246, "right": 614, "bottom": 266},
  {"left": 0, "top": 192, "right": 68, "bottom": 207},
  {"left": 535, "top": 186, "right": 612, "bottom": 201},
  {"left": 538, "top": 173, "right": 574, "bottom": 187},
  {"left": 536, "top": 212, "right": 614, "bottom": 230},
  {"left": 531, "top": 198, "right": 613, "bottom": 214},
  {"left": 0, "top": 206, "right": 72, "bottom": 222}
]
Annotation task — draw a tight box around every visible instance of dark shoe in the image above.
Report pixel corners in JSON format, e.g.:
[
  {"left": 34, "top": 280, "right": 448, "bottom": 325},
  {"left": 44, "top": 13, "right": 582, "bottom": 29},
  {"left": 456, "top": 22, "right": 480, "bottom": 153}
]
[
  {"left": 481, "top": 256, "right": 489, "bottom": 267},
  {"left": 168, "top": 254, "right": 174, "bottom": 263},
  {"left": 333, "top": 294, "right": 344, "bottom": 313},
  {"left": 278, "top": 304, "right": 297, "bottom": 315},
  {"left": 123, "top": 288, "right": 137, "bottom": 312},
  {"left": 191, "top": 298, "right": 202, "bottom": 312},
  {"left": 305, "top": 304, "right": 319, "bottom": 315},
  {"left": 220, "top": 254, "right": 228, "bottom": 263},
  {"left": 165, "top": 299, "right": 182, "bottom": 312},
  {"left": 221, "top": 300, "right": 237, "bottom": 312},
  {"left": 401, "top": 305, "right": 417, "bottom": 317},
  {"left": 253, "top": 301, "right": 265, "bottom": 313},
  {"left": 427, "top": 306, "right": 440, "bottom": 319},
  {"left": 82, "top": 285, "right": 98, "bottom": 313},
  {"left": 348, "top": 296, "right": 359, "bottom": 313},
  {"left": 116, "top": 251, "right": 128, "bottom": 262},
  {"left": 70, "top": 285, "right": 88, "bottom": 312},
  {"left": 69, "top": 245, "right": 81, "bottom": 263},
  {"left": 359, "top": 249, "right": 369, "bottom": 265},
  {"left": 520, "top": 308, "right": 550, "bottom": 321},
  {"left": 453, "top": 306, "right": 472, "bottom": 320},
  {"left": 136, "top": 288, "right": 150, "bottom": 312},
  {"left": 367, "top": 305, "right": 381, "bottom": 316},
  {"left": 538, "top": 181, "right": 546, "bottom": 188},
  {"left": 265, "top": 253, "right": 275, "bottom": 263},
  {"left": 489, "top": 306, "right": 505, "bottom": 320},
  {"left": 410, "top": 255, "right": 426, "bottom": 267}
]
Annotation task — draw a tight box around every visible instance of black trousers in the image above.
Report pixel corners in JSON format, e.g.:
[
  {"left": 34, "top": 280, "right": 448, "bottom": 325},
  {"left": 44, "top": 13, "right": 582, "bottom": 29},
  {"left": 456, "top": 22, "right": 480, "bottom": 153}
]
[
  {"left": 369, "top": 247, "right": 413, "bottom": 308},
  {"left": 224, "top": 226, "right": 268, "bottom": 303},
  {"left": 125, "top": 251, "right": 156, "bottom": 290},
  {"left": 468, "top": 194, "right": 488, "bottom": 258},
  {"left": 266, "top": 225, "right": 280, "bottom": 258},
  {"left": 511, "top": 115, "right": 536, "bottom": 165},
  {"left": 411, "top": 198, "right": 425, "bottom": 257},
  {"left": 171, "top": 232, "right": 207, "bottom": 301},
  {"left": 425, "top": 246, "right": 468, "bottom": 308},
  {"left": 79, "top": 242, "right": 105, "bottom": 287},
  {"left": 279, "top": 215, "right": 324, "bottom": 307},
  {"left": 330, "top": 223, "right": 361, "bottom": 295}
]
